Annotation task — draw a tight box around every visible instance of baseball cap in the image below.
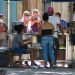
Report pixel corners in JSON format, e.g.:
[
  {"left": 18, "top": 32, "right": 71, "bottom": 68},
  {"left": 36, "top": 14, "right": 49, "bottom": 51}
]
[
  {"left": 0, "top": 14, "right": 3, "bottom": 17},
  {"left": 47, "top": 7, "right": 54, "bottom": 13}
]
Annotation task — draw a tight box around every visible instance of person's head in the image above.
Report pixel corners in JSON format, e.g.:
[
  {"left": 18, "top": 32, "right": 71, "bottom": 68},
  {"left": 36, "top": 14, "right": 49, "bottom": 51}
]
[
  {"left": 43, "top": 12, "right": 49, "bottom": 21},
  {"left": 47, "top": 7, "right": 54, "bottom": 16},
  {"left": 23, "top": 11, "right": 30, "bottom": 22},
  {"left": 55, "top": 12, "right": 61, "bottom": 18},
  {"left": 14, "top": 24, "right": 24, "bottom": 34},
  {"left": 0, "top": 14, "right": 3, "bottom": 22},
  {"left": 32, "top": 9, "right": 40, "bottom": 20}
]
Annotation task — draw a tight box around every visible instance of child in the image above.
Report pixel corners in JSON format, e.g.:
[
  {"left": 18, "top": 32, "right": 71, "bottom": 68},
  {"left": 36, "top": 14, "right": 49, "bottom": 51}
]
[{"left": 12, "top": 24, "right": 37, "bottom": 68}]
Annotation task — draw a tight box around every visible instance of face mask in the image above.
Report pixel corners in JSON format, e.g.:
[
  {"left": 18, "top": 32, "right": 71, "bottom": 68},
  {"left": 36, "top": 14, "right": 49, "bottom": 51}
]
[
  {"left": 0, "top": 19, "right": 3, "bottom": 22},
  {"left": 34, "top": 16, "right": 38, "bottom": 20}
]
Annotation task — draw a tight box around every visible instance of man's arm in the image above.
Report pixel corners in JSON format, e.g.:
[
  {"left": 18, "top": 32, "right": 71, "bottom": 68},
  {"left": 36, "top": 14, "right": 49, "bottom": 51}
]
[
  {"left": 23, "top": 37, "right": 32, "bottom": 45},
  {"left": 57, "top": 23, "right": 64, "bottom": 38}
]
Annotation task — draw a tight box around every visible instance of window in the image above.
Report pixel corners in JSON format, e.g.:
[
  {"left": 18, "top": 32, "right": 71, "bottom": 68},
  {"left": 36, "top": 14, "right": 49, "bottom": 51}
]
[{"left": 22, "top": 0, "right": 28, "bottom": 13}]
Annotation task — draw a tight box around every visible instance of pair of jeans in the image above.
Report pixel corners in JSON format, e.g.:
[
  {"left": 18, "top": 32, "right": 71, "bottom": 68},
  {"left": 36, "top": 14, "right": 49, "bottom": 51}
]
[{"left": 41, "top": 36, "right": 55, "bottom": 63}]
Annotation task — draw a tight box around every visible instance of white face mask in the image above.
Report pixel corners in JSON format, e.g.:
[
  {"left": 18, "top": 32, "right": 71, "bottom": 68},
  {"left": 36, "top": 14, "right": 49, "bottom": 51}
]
[{"left": 0, "top": 19, "right": 3, "bottom": 22}]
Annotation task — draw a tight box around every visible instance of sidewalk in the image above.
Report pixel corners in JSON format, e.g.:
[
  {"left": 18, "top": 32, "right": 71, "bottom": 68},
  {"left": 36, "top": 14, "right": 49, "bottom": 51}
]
[{"left": 0, "top": 67, "right": 75, "bottom": 75}]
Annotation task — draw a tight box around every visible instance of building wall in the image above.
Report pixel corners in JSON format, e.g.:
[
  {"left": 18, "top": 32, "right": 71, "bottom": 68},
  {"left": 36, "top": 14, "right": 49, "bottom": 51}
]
[
  {"left": 3, "top": 1, "right": 71, "bottom": 28},
  {"left": 29, "top": 0, "right": 42, "bottom": 19},
  {"left": 0, "top": 0, "right": 4, "bottom": 15},
  {"left": 10, "top": 1, "right": 17, "bottom": 25},
  {"left": 4, "top": 1, "right": 8, "bottom": 25},
  {"left": 16, "top": 0, "right": 43, "bottom": 20},
  {"left": 17, "top": 1, "right": 22, "bottom": 21}
]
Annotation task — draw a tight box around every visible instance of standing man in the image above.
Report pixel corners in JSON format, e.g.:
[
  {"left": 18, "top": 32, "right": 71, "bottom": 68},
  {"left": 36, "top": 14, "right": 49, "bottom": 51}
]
[
  {"left": 47, "top": 7, "right": 64, "bottom": 66},
  {"left": 0, "top": 14, "right": 7, "bottom": 32},
  {"left": 0, "top": 14, "right": 7, "bottom": 47}
]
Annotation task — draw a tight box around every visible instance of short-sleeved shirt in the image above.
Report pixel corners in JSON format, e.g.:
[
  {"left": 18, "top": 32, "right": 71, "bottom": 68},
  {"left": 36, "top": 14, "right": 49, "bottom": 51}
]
[
  {"left": 48, "top": 16, "right": 60, "bottom": 38},
  {"left": 0, "top": 22, "right": 7, "bottom": 32},
  {"left": 60, "top": 19, "right": 67, "bottom": 29},
  {"left": 12, "top": 33, "right": 22, "bottom": 49},
  {"left": 12, "top": 33, "right": 31, "bottom": 48},
  {"left": 31, "top": 22, "right": 39, "bottom": 32}
]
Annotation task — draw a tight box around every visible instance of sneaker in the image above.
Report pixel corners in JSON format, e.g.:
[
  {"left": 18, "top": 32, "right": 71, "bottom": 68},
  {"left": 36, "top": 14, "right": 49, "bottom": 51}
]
[
  {"left": 25, "top": 61, "right": 30, "bottom": 67},
  {"left": 51, "top": 64, "right": 56, "bottom": 68},
  {"left": 31, "top": 65, "right": 38, "bottom": 68},
  {"left": 44, "top": 65, "right": 49, "bottom": 68}
]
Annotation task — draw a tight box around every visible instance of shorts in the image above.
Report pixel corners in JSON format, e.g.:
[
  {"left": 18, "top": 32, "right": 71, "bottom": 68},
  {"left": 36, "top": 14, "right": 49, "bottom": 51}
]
[{"left": 12, "top": 47, "right": 27, "bottom": 54}]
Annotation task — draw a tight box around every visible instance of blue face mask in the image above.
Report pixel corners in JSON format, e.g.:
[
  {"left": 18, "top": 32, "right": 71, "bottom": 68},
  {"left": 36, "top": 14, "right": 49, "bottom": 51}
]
[{"left": 34, "top": 16, "right": 38, "bottom": 20}]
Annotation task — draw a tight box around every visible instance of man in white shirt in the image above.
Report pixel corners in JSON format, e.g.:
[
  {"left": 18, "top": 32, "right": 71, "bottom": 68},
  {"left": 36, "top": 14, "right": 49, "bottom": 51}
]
[{"left": 47, "top": 7, "right": 64, "bottom": 66}]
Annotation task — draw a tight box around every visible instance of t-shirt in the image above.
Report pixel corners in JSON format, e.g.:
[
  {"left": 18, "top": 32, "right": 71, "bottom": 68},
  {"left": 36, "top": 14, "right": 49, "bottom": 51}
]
[
  {"left": 12, "top": 33, "right": 22, "bottom": 49},
  {"left": 0, "top": 22, "right": 7, "bottom": 40},
  {"left": 48, "top": 16, "right": 60, "bottom": 38},
  {"left": 12, "top": 33, "right": 31, "bottom": 49},
  {"left": 31, "top": 22, "right": 38, "bottom": 32},
  {"left": 0, "top": 22, "right": 7, "bottom": 32},
  {"left": 60, "top": 19, "right": 67, "bottom": 29}
]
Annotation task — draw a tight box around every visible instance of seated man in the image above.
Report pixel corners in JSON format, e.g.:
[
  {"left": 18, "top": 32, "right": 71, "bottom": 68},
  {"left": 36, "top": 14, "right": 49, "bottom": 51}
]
[{"left": 9, "top": 24, "right": 37, "bottom": 68}]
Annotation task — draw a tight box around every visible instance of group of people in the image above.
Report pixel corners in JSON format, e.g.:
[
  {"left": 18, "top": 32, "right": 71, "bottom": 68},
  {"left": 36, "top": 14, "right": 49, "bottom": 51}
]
[
  {"left": 11, "top": 7, "right": 67, "bottom": 68},
  {"left": 19, "top": 9, "right": 41, "bottom": 33},
  {"left": 0, "top": 7, "right": 67, "bottom": 68}
]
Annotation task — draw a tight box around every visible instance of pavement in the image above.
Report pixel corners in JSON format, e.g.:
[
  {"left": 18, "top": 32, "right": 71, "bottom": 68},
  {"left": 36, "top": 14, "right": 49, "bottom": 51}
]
[{"left": 0, "top": 67, "right": 75, "bottom": 75}]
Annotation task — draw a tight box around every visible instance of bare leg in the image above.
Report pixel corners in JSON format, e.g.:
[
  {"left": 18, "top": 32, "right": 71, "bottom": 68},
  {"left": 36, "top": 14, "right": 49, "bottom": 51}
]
[
  {"left": 28, "top": 48, "right": 35, "bottom": 65},
  {"left": 7, "top": 51, "right": 14, "bottom": 65}
]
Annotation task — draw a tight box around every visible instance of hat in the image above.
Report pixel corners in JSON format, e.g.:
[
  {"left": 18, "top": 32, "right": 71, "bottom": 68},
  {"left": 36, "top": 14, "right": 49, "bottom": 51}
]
[
  {"left": 47, "top": 7, "right": 54, "bottom": 13},
  {"left": 0, "top": 14, "right": 3, "bottom": 17}
]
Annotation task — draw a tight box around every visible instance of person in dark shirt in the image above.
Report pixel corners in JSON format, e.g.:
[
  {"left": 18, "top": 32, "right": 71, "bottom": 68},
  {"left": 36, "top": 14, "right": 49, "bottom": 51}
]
[{"left": 12, "top": 25, "right": 37, "bottom": 68}]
